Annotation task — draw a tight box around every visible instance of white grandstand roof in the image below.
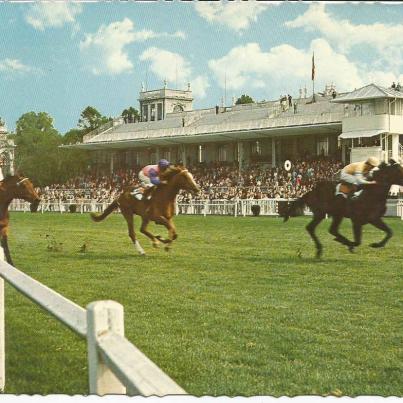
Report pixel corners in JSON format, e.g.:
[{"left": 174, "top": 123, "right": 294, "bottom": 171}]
[
  {"left": 332, "top": 83, "right": 403, "bottom": 103},
  {"left": 61, "top": 94, "right": 346, "bottom": 150}
]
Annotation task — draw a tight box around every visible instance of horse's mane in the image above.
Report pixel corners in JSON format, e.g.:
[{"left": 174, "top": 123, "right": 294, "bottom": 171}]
[{"left": 163, "top": 166, "right": 185, "bottom": 181}]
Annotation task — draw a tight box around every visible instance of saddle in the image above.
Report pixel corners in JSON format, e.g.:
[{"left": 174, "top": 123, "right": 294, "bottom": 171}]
[{"left": 335, "top": 182, "right": 358, "bottom": 198}]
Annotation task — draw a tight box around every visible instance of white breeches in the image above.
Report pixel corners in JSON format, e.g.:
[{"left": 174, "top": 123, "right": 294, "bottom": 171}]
[{"left": 138, "top": 171, "right": 153, "bottom": 187}]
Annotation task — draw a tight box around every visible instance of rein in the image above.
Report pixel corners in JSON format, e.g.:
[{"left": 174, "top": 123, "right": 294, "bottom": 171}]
[{"left": 17, "top": 178, "right": 29, "bottom": 186}]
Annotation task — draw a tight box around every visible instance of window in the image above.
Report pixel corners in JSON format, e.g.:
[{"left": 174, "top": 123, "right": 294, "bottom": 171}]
[
  {"left": 173, "top": 104, "right": 184, "bottom": 113},
  {"left": 218, "top": 144, "right": 227, "bottom": 162},
  {"left": 162, "top": 149, "right": 171, "bottom": 160},
  {"left": 157, "top": 103, "right": 163, "bottom": 120},
  {"left": 142, "top": 105, "right": 148, "bottom": 122},
  {"left": 251, "top": 140, "right": 261, "bottom": 155},
  {"left": 317, "top": 137, "right": 329, "bottom": 156}
]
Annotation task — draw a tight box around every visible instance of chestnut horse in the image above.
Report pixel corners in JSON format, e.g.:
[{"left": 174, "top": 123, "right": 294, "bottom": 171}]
[
  {"left": 90, "top": 166, "right": 200, "bottom": 254},
  {"left": 0, "top": 175, "right": 41, "bottom": 265}
]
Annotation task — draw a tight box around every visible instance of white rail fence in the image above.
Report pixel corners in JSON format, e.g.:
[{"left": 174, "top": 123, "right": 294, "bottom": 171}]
[
  {"left": 0, "top": 250, "right": 186, "bottom": 395},
  {"left": 397, "top": 200, "right": 403, "bottom": 220},
  {"left": 9, "top": 198, "right": 403, "bottom": 217}
]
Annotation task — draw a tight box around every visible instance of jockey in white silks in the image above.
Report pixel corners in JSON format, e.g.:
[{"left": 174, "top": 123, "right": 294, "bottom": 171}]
[{"left": 336, "top": 156, "right": 380, "bottom": 198}]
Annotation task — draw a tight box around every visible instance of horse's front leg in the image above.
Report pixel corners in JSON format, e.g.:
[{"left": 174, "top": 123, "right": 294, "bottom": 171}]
[
  {"left": 122, "top": 211, "right": 145, "bottom": 255},
  {"left": 306, "top": 212, "right": 325, "bottom": 258},
  {"left": 368, "top": 218, "right": 393, "bottom": 248},
  {"left": 329, "top": 215, "right": 356, "bottom": 252},
  {"left": 140, "top": 217, "right": 160, "bottom": 248},
  {"left": 0, "top": 227, "right": 13, "bottom": 266},
  {"left": 155, "top": 216, "right": 176, "bottom": 251}
]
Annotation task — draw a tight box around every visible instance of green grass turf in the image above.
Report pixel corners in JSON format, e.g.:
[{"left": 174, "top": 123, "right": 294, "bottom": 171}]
[{"left": 2, "top": 212, "right": 403, "bottom": 396}]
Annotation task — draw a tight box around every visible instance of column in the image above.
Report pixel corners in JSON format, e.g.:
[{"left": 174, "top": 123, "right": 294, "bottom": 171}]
[
  {"left": 237, "top": 141, "right": 244, "bottom": 172},
  {"left": 341, "top": 143, "right": 346, "bottom": 164},
  {"left": 181, "top": 145, "right": 187, "bottom": 165},
  {"left": 110, "top": 152, "right": 114, "bottom": 173},
  {"left": 391, "top": 133, "right": 399, "bottom": 161},
  {"left": 271, "top": 137, "right": 276, "bottom": 167}
]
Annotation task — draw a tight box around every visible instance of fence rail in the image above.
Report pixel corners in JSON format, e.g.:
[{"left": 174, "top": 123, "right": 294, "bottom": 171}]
[
  {"left": 0, "top": 254, "right": 186, "bottom": 395},
  {"left": 10, "top": 198, "right": 403, "bottom": 218}
]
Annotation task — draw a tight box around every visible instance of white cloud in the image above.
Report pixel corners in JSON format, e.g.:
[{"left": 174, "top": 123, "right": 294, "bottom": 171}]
[
  {"left": 0, "top": 58, "right": 32, "bottom": 74},
  {"left": 80, "top": 19, "right": 186, "bottom": 75},
  {"left": 80, "top": 18, "right": 136, "bottom": 75},
  {"left": 195, "top": 0, "right": 275, "bottom": 32},
  {"left": 140, "top": 47, "right": 209, "bottom": 98},
  {"left": 207, "top": 38, "right": 403, "bottom": 97},
  {"left": 25, "top": 2, "right": 83, "bottom": 31},
  {"left": 133, "top": 30, "right": 186, "bottom": 41},
  {"left": 285, "top": 3, "right": 403, "bottom": 56}
]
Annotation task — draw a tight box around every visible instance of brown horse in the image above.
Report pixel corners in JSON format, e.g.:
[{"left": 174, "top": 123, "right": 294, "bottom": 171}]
[
  {"left": 90, "top": 166, "right": 200, "bottom": 254},
  {"left": 0, "top": 175, "right": 41, "bottom": 265},
  {"left": 282, "top": 160, "right": 403, "bottom": 258}
]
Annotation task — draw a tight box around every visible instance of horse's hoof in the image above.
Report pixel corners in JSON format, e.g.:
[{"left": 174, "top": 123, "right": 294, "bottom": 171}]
[
  {"left": 348, "top": 245, "right": 355, "bottom": 253},
  {"left": 164, "top": 246, "right": 171, "bottom": 252},
  {"left": 152, "top": 241, "right": 160, "bottom": 248},
  {"left": 315, "top": 250, "right": 322, "bottom": 259},
  {"left": 369, "top": 242, "right": 383, "bottom": 248}
]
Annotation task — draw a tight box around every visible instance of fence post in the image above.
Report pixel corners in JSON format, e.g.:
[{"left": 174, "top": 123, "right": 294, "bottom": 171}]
[
  {"left": 0, "top": 247, "right": 5, "bottom": 391},
  {"left": 87, "top": 300, "right": 126, "bottom": 395}
]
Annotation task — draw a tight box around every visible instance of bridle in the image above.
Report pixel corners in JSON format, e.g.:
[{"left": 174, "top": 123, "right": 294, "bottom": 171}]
[{"left": 16, "top": 177, "right": 29, "bottom": 186}]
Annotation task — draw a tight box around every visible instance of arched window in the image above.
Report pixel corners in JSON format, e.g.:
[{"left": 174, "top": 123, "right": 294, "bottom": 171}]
[{"left": 173, "top": 104, "right": 184, "bottom": 113}]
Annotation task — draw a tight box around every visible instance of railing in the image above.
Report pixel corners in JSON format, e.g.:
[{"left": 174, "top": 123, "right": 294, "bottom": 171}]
[
  {"left": 176, "top": 199, "right": 311, "bottom": 217},
  {"left": 9, "top": 198, "right": 403, "bottom": 217},
  {"left": 397, "top": 200, "right": 403, "bottom": 220},
  {"left": 83, "top": 118, "right": 123, "bottom": 142},
  {"left": 0, "top": 251, "right": 186, "bottom": 395}
]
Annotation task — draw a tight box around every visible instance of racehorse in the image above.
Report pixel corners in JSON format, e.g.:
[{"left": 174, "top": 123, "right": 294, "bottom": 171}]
[
  {"left": 0, "top": 175, "right": 41, "bottom": 265},
  {"left": 90, "top": 166, "right": 200, "bottom": 255},
  {"left": 282, "top": 160, "right": 403, "bottom": 258}
]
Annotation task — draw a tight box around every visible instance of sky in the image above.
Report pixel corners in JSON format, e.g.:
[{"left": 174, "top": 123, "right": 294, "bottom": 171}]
[{"left": 1, "top": 1, "right": 403, "bottom": 134}]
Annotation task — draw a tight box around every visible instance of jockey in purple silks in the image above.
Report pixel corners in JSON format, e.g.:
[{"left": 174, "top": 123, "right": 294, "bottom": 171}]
[{"left": 132, "top": 159, "right": 170, "bottom": 200}]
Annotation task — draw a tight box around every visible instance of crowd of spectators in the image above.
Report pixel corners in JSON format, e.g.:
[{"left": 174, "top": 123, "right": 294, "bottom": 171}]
[{"left": 37, "top": 157, "right": 343, "bottom": 205}]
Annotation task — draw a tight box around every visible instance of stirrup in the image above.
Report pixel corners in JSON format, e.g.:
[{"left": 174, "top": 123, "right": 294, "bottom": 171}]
[{"left": 351, "top": 190, "right": 363, "bottom": 200}]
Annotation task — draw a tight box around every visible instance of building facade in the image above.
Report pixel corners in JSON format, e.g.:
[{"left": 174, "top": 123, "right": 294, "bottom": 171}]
[{"left": 67, "top": 83, "right": 403, "bottom": 174}]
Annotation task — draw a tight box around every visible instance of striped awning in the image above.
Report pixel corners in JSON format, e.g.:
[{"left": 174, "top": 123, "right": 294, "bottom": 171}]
[{"left": 339, "top": 129, "right": 385, "bottom": 139}]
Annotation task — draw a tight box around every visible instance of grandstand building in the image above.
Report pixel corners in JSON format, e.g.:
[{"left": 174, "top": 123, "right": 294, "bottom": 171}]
[
  {"left": 0, "top": 122, "right": 15, "bottom": 177},
  {"left": 67, "top": 83, "right": 403, "bottom": 173}
]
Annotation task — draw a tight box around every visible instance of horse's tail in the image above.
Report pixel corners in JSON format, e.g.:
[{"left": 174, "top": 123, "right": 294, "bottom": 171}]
[
  {"left": 90, "top": 200, "right": 119, "bottom": 222},
  {"left": 282, "top": 197, "right": 306, "bottom": 222}
]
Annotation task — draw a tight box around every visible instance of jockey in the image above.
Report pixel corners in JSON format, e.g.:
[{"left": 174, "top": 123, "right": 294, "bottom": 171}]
[
  {"left": 132, "top": 159, "right": 170, "bottom": 200},
  {"left": 336, "top": 156, "right": 380, "bottom": 198}
]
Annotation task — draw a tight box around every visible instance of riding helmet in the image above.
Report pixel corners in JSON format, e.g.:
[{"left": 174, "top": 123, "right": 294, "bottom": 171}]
[{"left": 158, "top": 159, "right": 170, "bottom": 168}]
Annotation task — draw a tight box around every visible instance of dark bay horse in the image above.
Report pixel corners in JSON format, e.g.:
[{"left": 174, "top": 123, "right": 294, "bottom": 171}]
[
  {"left": 0, "top": 175, "right": 41, "bottom": 265},
  {"left": 282, "top": 160, "right": 403, "bottom": 258},
  {"left": 90, "top": 166, "right": 200, "bottom": 255}
]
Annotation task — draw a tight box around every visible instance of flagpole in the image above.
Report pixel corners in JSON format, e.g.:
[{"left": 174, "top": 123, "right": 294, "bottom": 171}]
[{"left": 312, "top": 52, "right": 315, "bottom": 103}]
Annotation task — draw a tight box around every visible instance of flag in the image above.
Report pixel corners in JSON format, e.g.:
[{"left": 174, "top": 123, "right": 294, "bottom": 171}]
[{"left": 311, "top": 52, "right": 315, "bottom": 81}]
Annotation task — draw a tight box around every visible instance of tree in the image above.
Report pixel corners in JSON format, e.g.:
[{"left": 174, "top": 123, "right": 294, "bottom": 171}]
[
  {"left": 235, "top": 94, "right": 254, "bottom": 105},
  {"left": 14, "top": 112, "right": 63, "bottom": 186},
  {"left": 0, "top": 117, "right": 4, "bottom": 127},
  {"left": 121, "top": 107, "right": 139, "bottom": 123},
  {"left": 78, "top": 106, "right": 111, "bottom": 133}
]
